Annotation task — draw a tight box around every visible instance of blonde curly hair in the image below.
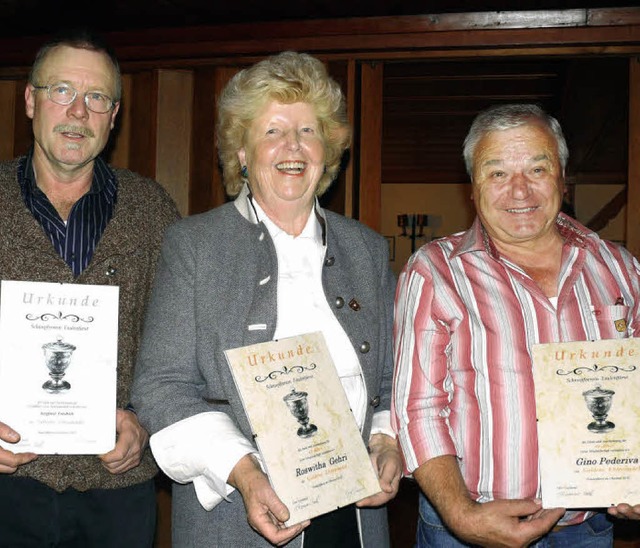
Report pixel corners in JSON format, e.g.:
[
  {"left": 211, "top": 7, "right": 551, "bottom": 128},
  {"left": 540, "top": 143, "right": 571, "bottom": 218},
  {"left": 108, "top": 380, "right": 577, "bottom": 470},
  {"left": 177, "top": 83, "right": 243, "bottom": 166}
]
[{"left": 216, "top": 51, "right": 351, "bottom": 197}]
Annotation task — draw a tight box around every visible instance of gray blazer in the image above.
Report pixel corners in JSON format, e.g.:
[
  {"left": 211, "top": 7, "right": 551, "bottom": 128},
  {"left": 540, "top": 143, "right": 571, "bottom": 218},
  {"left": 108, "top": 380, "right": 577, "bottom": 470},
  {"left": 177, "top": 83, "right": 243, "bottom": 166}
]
[{"left": 133, "top": 187, "right": 395, "bottom": 547}]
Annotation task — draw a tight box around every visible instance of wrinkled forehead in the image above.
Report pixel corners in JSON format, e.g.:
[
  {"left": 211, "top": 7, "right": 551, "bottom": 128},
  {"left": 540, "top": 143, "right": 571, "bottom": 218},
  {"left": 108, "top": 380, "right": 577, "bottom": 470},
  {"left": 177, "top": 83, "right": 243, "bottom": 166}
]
[
  {"left": 474, "top": 123, "right": 560, "bottom": 167},
  {"left": 35, "top": 45, "right": 117, "bottom": 91}
]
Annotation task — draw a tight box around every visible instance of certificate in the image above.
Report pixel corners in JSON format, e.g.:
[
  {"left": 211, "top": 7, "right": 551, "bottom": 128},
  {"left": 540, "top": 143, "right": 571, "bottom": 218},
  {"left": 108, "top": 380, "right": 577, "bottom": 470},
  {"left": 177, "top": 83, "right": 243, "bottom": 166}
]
[
  {"left": 0, "top": 280, "right": 119, "bottom": 454},
  {"left": 532, "top": 338, "right": 640, "bottom": 508},
  {"left": 224, "top": 331, "right": 381, "bottom": 525}
]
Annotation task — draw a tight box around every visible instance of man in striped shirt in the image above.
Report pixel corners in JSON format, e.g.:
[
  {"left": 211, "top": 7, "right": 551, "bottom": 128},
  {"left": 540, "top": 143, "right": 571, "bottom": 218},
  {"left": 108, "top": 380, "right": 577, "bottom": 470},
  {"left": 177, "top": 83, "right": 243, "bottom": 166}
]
[{"left": 392, "top": 104, "right": 640, "bottom": 547}]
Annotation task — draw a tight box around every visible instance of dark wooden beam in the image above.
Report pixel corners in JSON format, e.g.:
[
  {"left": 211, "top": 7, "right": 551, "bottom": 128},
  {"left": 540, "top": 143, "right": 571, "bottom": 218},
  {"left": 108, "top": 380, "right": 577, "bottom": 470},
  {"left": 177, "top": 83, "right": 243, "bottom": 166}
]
[
  {"left": 586, "top": 187, "right": 627, "bottom": 232},
  {"left": 626, "top": 57, "right": 640, "bottom": 258},
  {"left": 127, "top": 71, "right": 158, "bottom": 179},
  {"left": 358, "top": 62, "right": 384, "bottom": 231},
  {"left": 1, "top": 8, "right": 640, "bottom": 73}
]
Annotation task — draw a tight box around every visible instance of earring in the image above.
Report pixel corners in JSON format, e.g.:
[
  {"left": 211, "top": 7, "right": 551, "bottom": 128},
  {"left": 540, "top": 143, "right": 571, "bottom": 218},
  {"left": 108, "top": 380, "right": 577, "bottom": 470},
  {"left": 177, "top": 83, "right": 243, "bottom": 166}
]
[{"left": 240, "top": 165, "right": 249, "bottom": 179}]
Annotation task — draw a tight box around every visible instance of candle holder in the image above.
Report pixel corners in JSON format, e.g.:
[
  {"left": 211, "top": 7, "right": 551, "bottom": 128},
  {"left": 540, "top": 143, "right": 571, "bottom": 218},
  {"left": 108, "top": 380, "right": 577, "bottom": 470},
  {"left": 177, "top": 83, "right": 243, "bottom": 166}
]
[{"left": 397, "top": 213, "right": 431, "bottom": 253}]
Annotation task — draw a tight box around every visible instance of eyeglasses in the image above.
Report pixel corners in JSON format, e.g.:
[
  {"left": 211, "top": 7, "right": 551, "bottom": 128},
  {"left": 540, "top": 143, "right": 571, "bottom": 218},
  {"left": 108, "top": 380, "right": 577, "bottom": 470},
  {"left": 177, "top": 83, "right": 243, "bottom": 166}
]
[{"left": 32, "top": 82, "right": 116, "bottom": 114}]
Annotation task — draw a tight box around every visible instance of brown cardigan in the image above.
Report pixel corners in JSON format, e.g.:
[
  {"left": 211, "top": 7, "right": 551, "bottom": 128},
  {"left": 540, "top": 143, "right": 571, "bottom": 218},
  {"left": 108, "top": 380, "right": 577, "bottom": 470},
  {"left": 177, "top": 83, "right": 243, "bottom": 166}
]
[{"left": 0, "top": 158, "right": 179, "bottom": 491}]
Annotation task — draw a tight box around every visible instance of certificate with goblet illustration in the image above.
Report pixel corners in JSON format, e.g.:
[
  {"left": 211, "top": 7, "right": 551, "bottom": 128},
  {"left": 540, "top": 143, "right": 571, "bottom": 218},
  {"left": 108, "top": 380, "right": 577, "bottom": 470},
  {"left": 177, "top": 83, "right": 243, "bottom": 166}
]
[
  {"left": 0, "top": 280, "right": 118, "bottom": 454},
  {"left": 532, "top": 338, "right": 640, "bottom": 508},
  {"left": 224, "top": 331, "right": 381, "bottom": 525}
]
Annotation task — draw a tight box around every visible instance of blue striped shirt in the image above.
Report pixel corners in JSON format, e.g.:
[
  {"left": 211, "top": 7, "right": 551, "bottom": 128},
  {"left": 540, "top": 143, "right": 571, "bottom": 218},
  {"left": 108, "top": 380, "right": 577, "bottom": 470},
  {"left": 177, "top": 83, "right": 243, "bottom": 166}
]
[{"left": 18, "top": 149, "right": 117, "bottom": 277}]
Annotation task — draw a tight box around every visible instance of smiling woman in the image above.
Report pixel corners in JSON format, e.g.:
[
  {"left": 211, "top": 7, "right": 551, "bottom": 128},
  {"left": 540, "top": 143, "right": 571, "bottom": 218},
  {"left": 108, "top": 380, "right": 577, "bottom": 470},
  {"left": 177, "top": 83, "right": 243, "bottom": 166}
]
[
  {"left": 236, "top": 101, "right": 325, "bottom": 234},
  {"left": 132, "top": 50, "right": 401, "bottom": 548}
]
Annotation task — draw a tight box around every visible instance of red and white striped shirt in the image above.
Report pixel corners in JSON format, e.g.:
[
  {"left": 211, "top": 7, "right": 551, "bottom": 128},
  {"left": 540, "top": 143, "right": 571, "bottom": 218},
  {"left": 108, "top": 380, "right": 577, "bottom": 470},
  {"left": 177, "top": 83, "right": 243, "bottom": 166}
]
[{"left": 392, "top": 214, "right": 640, "bottom": 512}]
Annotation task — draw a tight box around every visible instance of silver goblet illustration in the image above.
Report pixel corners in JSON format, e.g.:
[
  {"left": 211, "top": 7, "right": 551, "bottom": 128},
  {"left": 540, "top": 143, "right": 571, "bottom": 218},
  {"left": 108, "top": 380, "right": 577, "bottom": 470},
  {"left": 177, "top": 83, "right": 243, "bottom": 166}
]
[
  {"left": 582, "top": 385, "right": 615, "bottom": 433},
  {"left": 283, "top": 388, "right": 318, "bottom": 438},
  {"left": 42, "top": 336, "right": 76, "bottom": 393}
]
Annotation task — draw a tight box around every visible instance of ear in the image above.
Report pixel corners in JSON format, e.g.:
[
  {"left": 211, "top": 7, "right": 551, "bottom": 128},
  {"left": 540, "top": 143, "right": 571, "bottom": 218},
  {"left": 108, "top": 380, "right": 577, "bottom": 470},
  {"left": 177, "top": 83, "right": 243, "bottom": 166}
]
[
  {"left": 25, "top": 84, "right": 36, "bottom": 120},
  {"left": 109, "top": 102, "right": 121, "bottom": 130},
  {"left": 328, "top": 125, "right": 351, "bottom": 149},
  {"left": 237, "top": 148, "right": 246, "bottom": 167}
]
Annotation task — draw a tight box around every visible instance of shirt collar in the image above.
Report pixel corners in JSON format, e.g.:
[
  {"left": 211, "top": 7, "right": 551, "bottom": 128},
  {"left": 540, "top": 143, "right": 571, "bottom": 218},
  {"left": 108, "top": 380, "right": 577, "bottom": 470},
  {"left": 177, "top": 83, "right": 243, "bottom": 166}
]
[
  {"left": 19, "top": 147, "right": 117, "bottom": 202},
  {"left": 451, "top": 212, "right": 599, "bottom": 259},
  {"left": 251, "top": 196, "right": 323, "bottom": 246}
]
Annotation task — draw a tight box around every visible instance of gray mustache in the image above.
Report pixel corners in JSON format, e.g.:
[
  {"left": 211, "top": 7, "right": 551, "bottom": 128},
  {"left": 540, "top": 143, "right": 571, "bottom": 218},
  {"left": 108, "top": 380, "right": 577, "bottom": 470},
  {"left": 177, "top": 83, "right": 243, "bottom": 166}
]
[{"left": 54, "top": 125, "right": 95, "bottom": 138}]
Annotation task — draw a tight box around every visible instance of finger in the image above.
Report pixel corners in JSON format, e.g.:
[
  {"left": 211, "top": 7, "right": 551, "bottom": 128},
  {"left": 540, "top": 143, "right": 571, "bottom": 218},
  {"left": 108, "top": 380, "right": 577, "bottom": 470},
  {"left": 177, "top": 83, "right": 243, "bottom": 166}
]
[
  {"left": 99, "top": 431, "right": 133, "bottom": 462},
  {"left": 99, "top": 447, "right": 125, "bottom": 464},
  {"left": 270, "top": 522, "right": 307, "bottom": 546},
  {"left": 0, "top": 450, "right": 38, "bottom": 473},
  {"left": 609, "top": 504, "right": 640, "bottom": 520},
  {"left": 249, "top": 511, "right": 305, "bottom": 545},
  {"left": 506, "top": 498, "right": 545, "bottom": 519},
  {"left": 379, "top": 468, "right": 402, "bottom": 493},
  {"left": 356, "top": 493, "right": 384, "bottom": 507},
  {"left": 101, "top": 454, "right": 137, "bottom": 474},
  {"left": 518, "top": 506, "right": 564, "bottom": 537},
  {"left": 0, "top": 423, "right": 20, "bottom": 444},
  {"left": 263, "top": 492, "right": 290, "bottom": 524},
  {"left": 355, "top": 488, "right": 397, "bottom": 508}
]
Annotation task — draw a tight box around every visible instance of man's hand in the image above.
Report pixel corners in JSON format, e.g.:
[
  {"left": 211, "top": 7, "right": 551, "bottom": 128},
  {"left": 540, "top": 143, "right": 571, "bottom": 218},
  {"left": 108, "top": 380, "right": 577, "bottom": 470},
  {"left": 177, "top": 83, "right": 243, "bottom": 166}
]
[
  {"left": 608, "top": 503, "right": 640, "bottom": 520},
  {"left": 228, "top": 454, "right": 309, "bottom": 546},
  {"left": 356, "top": 433, "right": 402, "bottom": 507},
  {"left": 448, "top": 498, "right": 565, "bottom": 548},
  {"left": 0, "top": 421, "right": 38, "bottom": 473},
  {"left": 414, "top": 455, "right": 564, "bottom": 547},
  {"left": 99, "top": 409, "right": 148, "bottom": 474}
]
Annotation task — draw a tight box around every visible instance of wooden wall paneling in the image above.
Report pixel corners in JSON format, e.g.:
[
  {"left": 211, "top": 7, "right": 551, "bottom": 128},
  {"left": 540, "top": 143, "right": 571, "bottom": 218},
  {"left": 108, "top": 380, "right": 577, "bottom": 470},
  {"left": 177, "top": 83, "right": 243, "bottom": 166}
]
[
  {"left": 318, "top": 60, "right": 349, "bottom": 216},
  {"left": 155, "top": 69, "right": 194, "bottom": 217},
  {"left": 0, "top": 80, "right": 16, "bottom": 161},
  {"left": 1, "top": 10, "right": 640, "bottom": 74},
  {"left": 127, "top": 71, "right": 158, "bottom": 180},
  {"left": 107, "top": 74, "right": 133, "bottom": 169},
  {"left": 75, "top": 9, "right": 640, "bottom": 67},
  {"left": 189, "top": 67, "right": 218, "bottom": 215},
  {"left": 626, "top": 57, "right": 640, "bottom": 259},
  {"left": 358, "top": 61, "right": 384, "bottom": 231},
  {"left": 189, "top": 65, "right": 238, "bottom": 215}
]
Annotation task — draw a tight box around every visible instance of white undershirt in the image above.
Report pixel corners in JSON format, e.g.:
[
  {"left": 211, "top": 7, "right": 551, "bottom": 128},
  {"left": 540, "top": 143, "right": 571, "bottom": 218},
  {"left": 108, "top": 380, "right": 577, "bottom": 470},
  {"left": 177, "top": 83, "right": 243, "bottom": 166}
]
[{"left": 259, "top": 201, "right": 367, "bottom": 428}]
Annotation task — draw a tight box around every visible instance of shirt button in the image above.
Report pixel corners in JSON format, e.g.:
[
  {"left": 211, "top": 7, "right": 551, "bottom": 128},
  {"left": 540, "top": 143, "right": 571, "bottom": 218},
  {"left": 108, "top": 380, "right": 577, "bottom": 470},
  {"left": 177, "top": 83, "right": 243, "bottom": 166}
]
[
  {"left": 370, "top": 395, "right": 380, "bottom": 408},
  {"left": 335, "top": 297, "right": 345, "bottom": 309},
  {"left": 106, "top": 266, "right": 117, "bottom": 277},
  {"left": 359, "top": 341, "right": 370, "bottom": 353},
  {"left": 324, "top": 256, "right": 335, "bottom": 266}
]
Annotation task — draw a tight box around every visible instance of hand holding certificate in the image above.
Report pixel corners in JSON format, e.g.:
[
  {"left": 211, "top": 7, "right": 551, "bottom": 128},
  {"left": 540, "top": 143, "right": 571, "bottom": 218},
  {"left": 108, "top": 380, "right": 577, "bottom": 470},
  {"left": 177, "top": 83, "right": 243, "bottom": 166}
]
[
  {"left": 0, "top": 280, "right": 119, "bottom": 455},
  {"left": 224, "top": 331, "right": 381, "bottom": 525},
  {"left": 533, "top": 338, "right": 640, "bottom": 509}
]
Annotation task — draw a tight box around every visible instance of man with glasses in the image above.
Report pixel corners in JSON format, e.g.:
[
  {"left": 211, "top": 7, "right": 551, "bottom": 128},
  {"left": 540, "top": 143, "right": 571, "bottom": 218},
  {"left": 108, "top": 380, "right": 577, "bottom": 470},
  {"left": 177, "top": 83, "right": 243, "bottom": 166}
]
[{"left": 0, "top": 28, "right": 179, "bottom": 546}]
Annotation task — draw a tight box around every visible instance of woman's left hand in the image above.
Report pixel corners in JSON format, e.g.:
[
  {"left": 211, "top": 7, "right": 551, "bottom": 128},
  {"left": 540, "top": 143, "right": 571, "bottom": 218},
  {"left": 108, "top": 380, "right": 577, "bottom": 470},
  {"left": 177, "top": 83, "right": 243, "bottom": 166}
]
[{"left": 356, "top": 433, "right": 403, "bottom": 507}]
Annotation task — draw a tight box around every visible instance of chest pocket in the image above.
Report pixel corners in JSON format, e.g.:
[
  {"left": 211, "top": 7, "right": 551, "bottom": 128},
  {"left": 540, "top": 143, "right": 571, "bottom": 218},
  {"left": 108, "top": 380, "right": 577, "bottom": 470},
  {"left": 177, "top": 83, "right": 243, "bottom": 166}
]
[{"left": 592, "top": 305, "right": 630, "bottom": 339}]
